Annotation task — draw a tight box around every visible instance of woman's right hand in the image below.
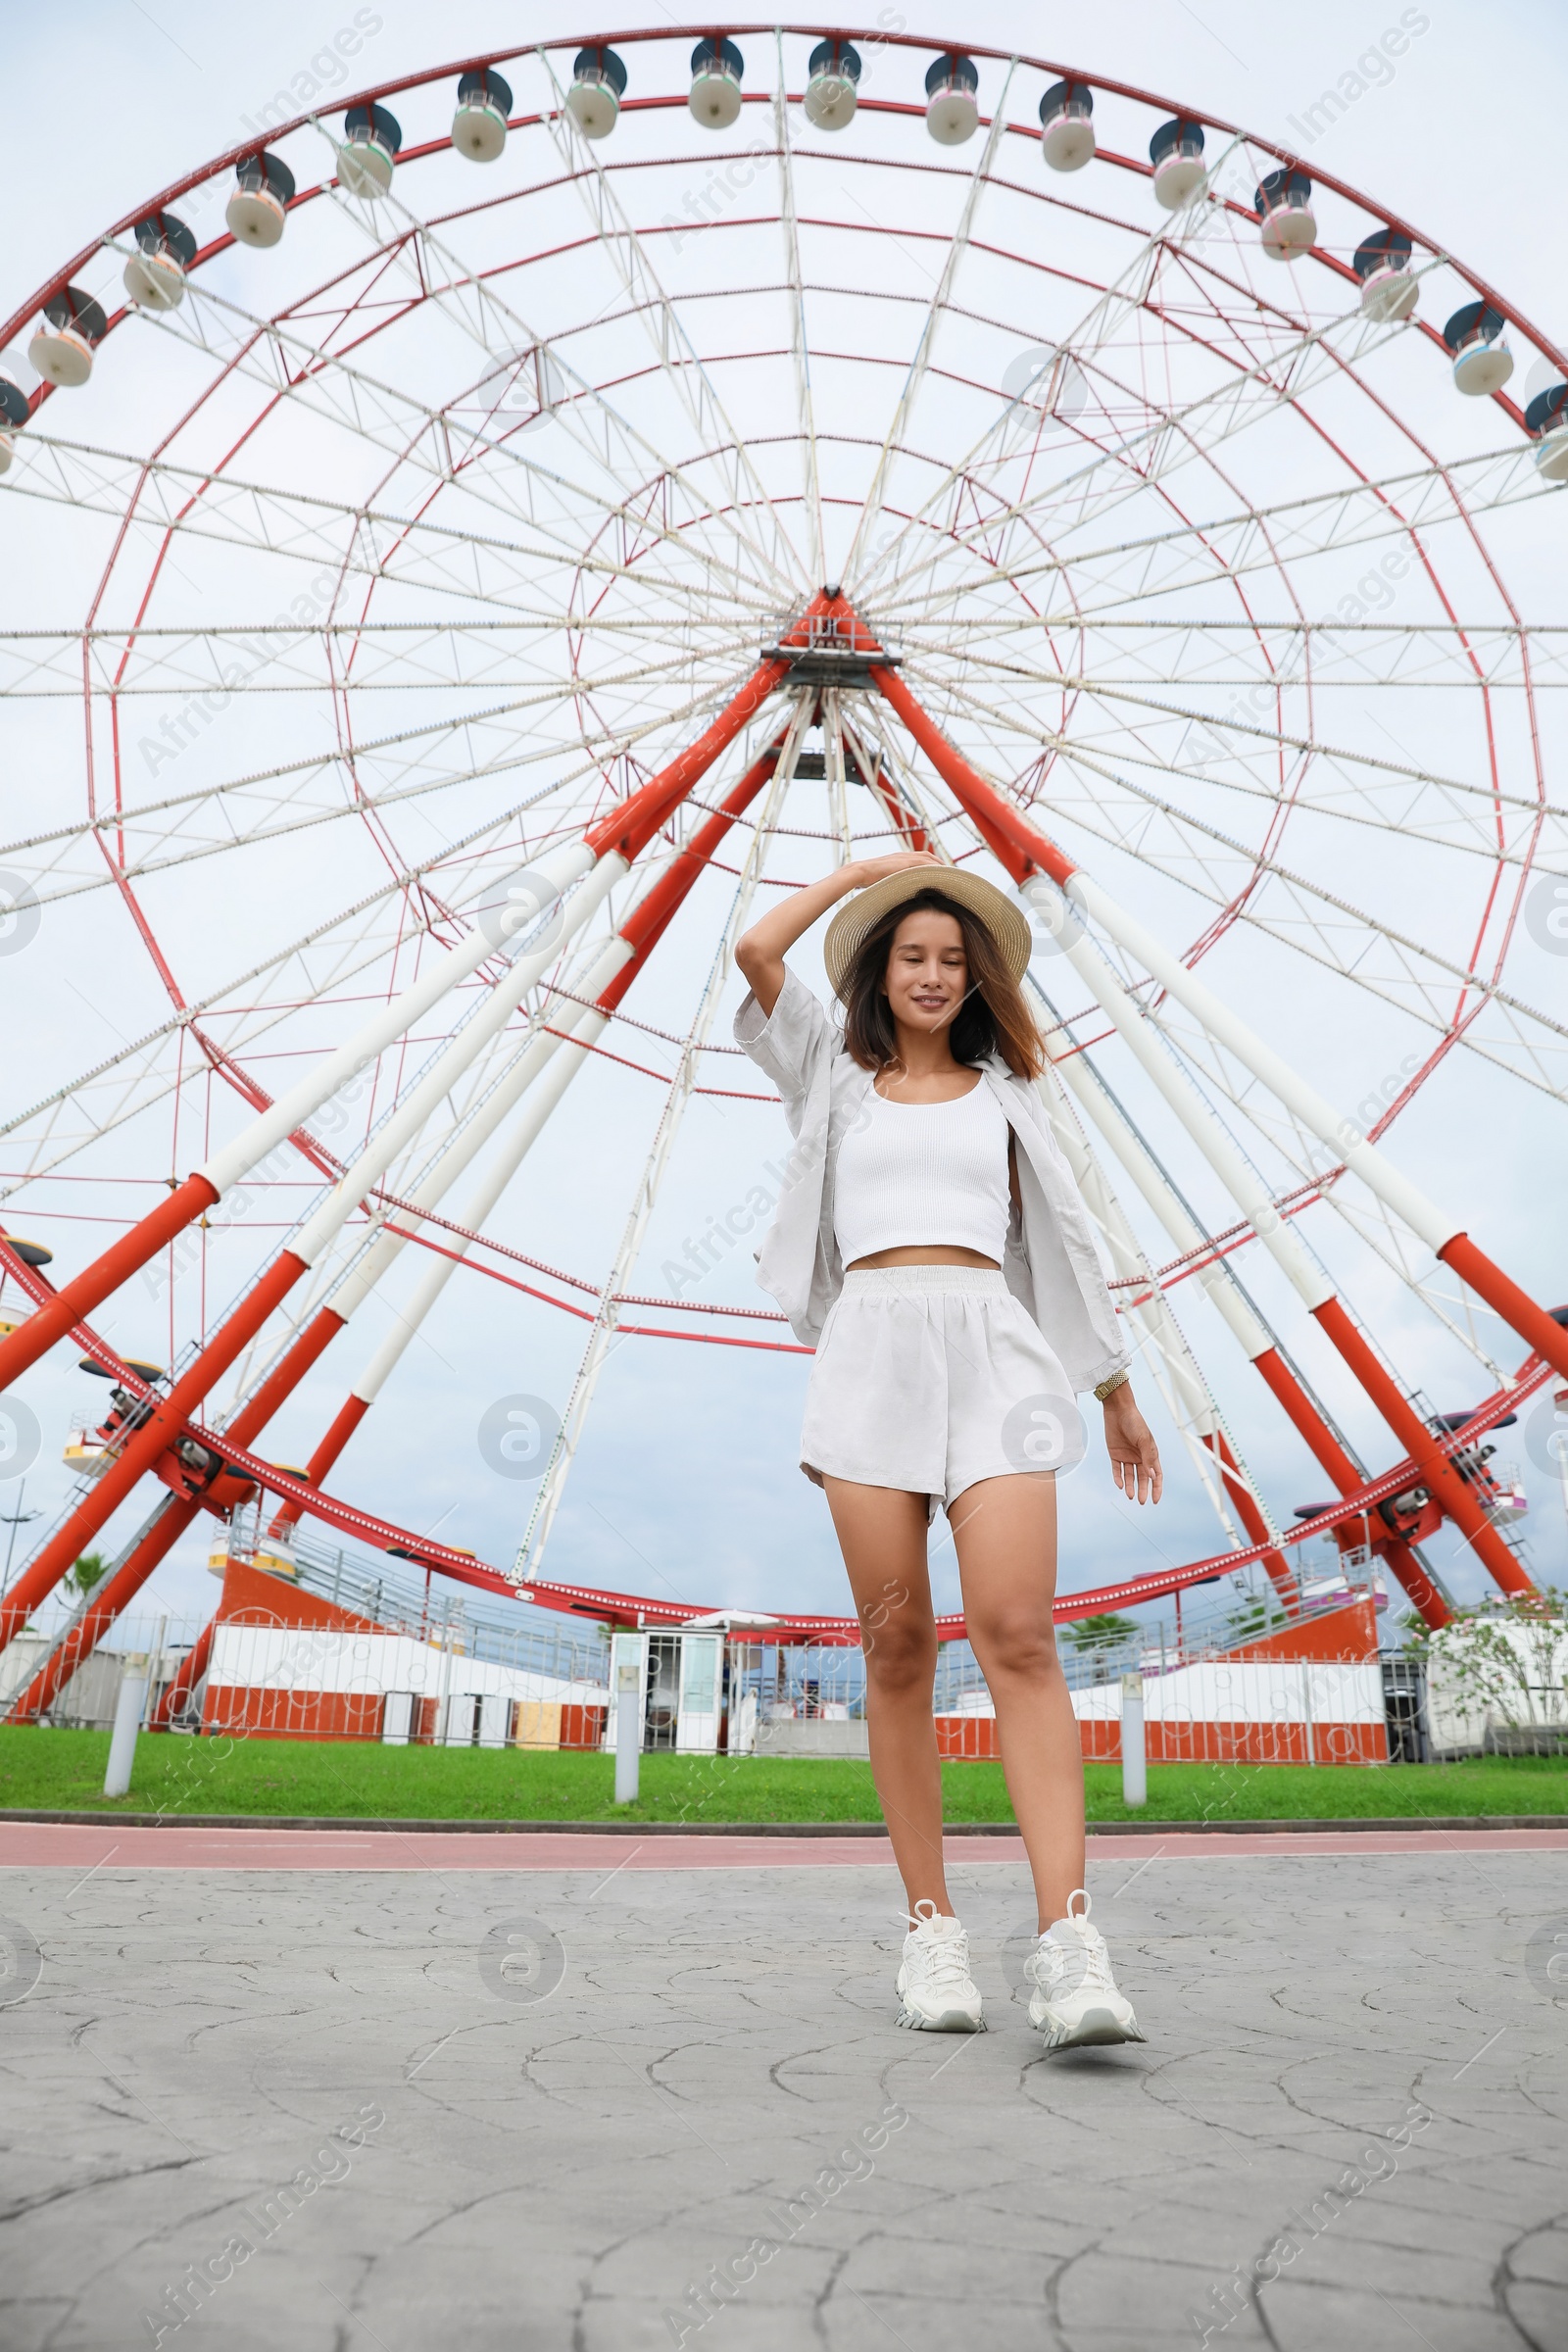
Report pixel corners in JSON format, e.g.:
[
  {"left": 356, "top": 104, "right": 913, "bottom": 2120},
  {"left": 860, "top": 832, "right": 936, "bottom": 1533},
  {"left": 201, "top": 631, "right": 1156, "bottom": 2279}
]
[
  {"left": 840, "top": 850, "right": 944, "bottom": 893},
  {"left": 735, "top": 854, "right": 942, "bottom": 1017}
]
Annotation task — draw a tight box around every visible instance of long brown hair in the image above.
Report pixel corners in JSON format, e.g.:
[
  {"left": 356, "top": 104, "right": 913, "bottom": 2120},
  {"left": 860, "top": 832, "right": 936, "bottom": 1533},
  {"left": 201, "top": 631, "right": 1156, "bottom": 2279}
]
[{"left": 841, "top": 889, "right": 1044, "bottom": 1079}]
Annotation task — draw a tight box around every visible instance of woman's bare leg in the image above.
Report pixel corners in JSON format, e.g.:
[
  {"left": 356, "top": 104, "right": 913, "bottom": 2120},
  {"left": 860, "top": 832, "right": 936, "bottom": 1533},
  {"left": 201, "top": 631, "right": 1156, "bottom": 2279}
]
[
  {"left": 821, "top": 1477, "right": 951, "bottom": 1917},
  {"left": 949, "top": 1474, "right": 1084, "bottom": 1930}
]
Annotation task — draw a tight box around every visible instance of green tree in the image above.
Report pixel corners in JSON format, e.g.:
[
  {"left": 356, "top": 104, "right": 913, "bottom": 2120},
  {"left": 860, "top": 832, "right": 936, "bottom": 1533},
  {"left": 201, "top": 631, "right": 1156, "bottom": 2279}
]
[
  {"left": 1065, "top": 1613, "right": 1138, "bottom": 1652},
  {"left": 1225, "top": 1590, "right": 1289, "bottom": 1644},
  {"left": 1408, "top": 1588, "right": 1567, "bottom": 1749},
  {"left": 67, "top": 1551, "right": 108, "bottom": 1597}
]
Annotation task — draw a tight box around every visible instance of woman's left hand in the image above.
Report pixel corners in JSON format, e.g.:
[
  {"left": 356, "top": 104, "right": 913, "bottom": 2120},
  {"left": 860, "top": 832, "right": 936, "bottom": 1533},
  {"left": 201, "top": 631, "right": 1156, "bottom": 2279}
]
[{"left": 1103, "top": 1384, "right": 1162, "bottom": 1504}]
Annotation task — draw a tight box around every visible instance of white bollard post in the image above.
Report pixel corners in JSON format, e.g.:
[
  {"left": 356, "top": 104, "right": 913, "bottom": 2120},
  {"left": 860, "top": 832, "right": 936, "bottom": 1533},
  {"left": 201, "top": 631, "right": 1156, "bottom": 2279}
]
[
  {"left": 103, "top": 1654, "right": 151, "bottom": 1798},
  {"left": 613, "top": 1657, "right": 641, "bottom": 1805},
  {"left": 1120, "top": 1671, "right": 1148, "bottom": 1809}
]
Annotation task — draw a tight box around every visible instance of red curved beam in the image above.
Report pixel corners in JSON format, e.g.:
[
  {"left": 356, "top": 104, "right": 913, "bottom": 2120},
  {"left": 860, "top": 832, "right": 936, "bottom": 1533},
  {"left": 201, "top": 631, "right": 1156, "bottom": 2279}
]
[{"left": 3, "top": 31, "right": 1560, "bottom": 400}]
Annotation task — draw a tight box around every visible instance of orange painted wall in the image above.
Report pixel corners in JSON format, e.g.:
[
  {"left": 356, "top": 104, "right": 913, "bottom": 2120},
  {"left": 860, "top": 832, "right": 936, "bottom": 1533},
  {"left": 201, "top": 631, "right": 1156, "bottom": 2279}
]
[
  {"left": 1221, "top": 1596, "right": 1379, "bottom": 1663},
  {"left": 217, "top": 1556, "right": 381, "bottom": 1634}
]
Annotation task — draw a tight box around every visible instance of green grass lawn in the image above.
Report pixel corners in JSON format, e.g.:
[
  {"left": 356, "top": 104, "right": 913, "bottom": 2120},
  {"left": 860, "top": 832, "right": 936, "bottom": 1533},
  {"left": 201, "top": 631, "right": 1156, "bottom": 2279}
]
[{"left": 1, "top": 1727, "right": 1563, "bottom": 1823}]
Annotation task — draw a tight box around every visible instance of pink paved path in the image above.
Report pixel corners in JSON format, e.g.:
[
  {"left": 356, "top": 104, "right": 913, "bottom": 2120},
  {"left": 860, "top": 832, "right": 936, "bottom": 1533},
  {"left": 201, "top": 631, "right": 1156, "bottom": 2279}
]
[{"left": 3, "top": 1823, "right": 1567, "bottom": 1870}]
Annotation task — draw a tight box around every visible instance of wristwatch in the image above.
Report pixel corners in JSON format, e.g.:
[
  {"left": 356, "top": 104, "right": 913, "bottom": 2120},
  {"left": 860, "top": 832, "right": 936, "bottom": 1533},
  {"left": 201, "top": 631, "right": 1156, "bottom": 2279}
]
[{"left": 1093, "top": 1370, "right": 1131, "bottom": 1403}]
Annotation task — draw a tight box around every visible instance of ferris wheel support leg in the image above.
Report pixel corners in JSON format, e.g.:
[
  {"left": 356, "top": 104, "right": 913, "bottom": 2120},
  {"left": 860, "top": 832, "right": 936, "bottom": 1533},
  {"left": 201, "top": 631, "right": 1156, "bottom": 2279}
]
[
  {"left": 0, "top": 1174, "right": 219, "bottom": 1394},
  {"left": 1309, "top": 1296, "right": 1535, "bottom": 1599},
  {"left": 1047, "top": 1039, "right": 1450, "bottom": 1625},
  {"left": 0, "top": 1282, "right": 347, "bottom": 1692},
  {"left": 0, "top": 642, "right": 811, "bottom": 1404},
  {"left": 5, "top": 1494, "right": 202, "bottom": 1723},
  {"left": 267, "top": 1394, "right": 372, "bottom": 1539},
  {"left": 1249, "top": 1345, "right": 1449, "bottom": 1628},
  {"left": 263, "top": 725, "right": 798, "bottom": 1533},
  {"left": 871, "top": 652, "right": 1566, "bottom": 1375},
  {"left": 1200, "top": 1428, "right": 1297, "bottom": 1599},
  {"left": 1436, "top": 1238, "right": 1568, "bottom": 1386},
  {"left": 871, "top": 663, "right": 1498, "bottom": 1619},
  {"left": 1038, "top": 1054, "right": 1296, "bottom": 1593}
]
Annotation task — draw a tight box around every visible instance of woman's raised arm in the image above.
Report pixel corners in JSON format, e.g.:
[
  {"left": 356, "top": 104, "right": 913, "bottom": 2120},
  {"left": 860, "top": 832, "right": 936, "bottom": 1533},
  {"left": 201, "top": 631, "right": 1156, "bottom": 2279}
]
[{"left": 734, "top": 850, "right": 942, "bottom": 1016}]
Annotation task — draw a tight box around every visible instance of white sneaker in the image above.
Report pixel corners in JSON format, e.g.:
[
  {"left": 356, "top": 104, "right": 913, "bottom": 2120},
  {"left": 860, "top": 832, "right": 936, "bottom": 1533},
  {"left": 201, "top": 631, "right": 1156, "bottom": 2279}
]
[
  {"left": 895, "top": 1900, "right": 985, "bottom": 2033},
  {"left": 1024, "top": 1889, "right": 1144, "bottom": 2050}
]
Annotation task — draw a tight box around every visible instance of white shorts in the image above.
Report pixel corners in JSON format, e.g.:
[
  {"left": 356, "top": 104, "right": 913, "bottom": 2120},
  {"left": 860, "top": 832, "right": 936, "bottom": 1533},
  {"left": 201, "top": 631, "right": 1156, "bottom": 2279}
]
[{"left": 800, "top": 1264, "right": 1084, "bottom": 1518}]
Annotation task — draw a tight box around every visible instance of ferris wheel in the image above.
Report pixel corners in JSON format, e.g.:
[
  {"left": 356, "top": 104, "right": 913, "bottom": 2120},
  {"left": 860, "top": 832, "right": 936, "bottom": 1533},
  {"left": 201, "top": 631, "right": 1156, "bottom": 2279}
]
[{"left": 1, "top": 25, "right": 1567, "bottom": 1723}]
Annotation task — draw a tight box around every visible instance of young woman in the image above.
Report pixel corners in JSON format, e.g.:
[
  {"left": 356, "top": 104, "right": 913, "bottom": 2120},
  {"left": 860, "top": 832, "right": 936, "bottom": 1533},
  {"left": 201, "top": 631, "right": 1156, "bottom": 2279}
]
[{"left": 734, "top": 851, "right": 1162, "bottom": 2048}]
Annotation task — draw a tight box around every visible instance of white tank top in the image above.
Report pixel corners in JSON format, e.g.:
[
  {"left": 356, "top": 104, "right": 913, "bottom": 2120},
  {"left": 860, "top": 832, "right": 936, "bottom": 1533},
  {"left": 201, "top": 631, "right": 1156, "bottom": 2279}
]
[{"left": 833, "top": 1076, "right": 1010, "bottom": 1266}]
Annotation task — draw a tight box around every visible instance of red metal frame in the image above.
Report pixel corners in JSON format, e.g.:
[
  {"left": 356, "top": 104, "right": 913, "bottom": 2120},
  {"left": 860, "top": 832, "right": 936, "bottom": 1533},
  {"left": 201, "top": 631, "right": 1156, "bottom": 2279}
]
[
  {"left": 0, "top": 1249, "right": 306, "bottom": 1665},
  {"left": 4, "top": 31, "right": 1561, "bottom": 391},
  {"left": 0, "top": 643, "right": 810, "bottom": 1408},
  {"left": 1, "top": 697, "right": 807, "bottom": 1698}
]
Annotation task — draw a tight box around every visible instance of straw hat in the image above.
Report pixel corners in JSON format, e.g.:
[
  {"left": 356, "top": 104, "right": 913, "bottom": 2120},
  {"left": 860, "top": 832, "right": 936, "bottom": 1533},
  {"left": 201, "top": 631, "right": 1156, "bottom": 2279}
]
[{"left": 822, "top": 865, "right": 1032, "bottom": 1001}]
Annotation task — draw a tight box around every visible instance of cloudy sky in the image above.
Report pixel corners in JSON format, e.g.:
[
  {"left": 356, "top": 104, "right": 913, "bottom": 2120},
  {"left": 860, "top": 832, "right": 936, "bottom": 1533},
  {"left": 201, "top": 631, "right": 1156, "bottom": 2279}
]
[{"left": 1, "top": 0, "right": 1564, "bottom": 1663}]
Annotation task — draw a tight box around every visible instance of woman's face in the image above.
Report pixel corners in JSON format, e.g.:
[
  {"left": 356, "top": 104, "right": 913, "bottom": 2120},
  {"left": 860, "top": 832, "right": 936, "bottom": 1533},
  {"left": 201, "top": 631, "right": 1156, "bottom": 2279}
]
[{"left": 881, "top": 909, "right": 968, "bottom": 1037}]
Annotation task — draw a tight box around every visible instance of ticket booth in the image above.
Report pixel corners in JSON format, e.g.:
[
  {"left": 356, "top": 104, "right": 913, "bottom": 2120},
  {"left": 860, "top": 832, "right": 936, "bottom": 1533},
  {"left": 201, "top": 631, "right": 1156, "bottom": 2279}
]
[{"left": 603, "top": 1628, "right": 725, "bottom": 1756}]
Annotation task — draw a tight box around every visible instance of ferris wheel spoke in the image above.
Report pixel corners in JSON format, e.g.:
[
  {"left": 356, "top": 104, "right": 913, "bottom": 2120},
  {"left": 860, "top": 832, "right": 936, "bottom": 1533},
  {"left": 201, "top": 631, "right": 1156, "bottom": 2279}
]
[
  {"left": 843, "top": 63, "right": 1016, "bottom": 585},
  {"left": 922, "top": 647, "right": 1568, "bottom": 837},
  {"left": 515, "top": 736, "right": 799, "bottom": 1576},
  {"left": 773, "top": 37, "right": 824, "bottom": 590},
  {"left": 4, "top": 431, "right": 765, "bottom": 641},
  {"left": 0, "top": 672, "right": 770, "bottom": 1175},
  {"left": 884, "top": 658, "right": 1567, "bottom": 1094},
  {"left": 292, "top": 138, "right": 802, "bottom": 611},
  {"left": 7, "top": 656, "right": 754, "bottom": 903},
  {"left": 0, "top": 616, "right": 759, "bottom": 703},
  {"left": 1054, "top": 793, "right": 1568, "bottom": 1101},
  {"left": 112, "top": 274, "right": 783, "bottom": 620},
  {"left": 871, "top": 437, "right": 1541, "bottom": 636},
  {"left": 845, "top": 136, "right": 1240, "bottom": 602},
  {"left": 899, "top": 616, "right": 1568, "bottom": 697},
  {"left": 890, "top": 270, "right": 1464, "bottom": 616},
  {"left": 858, "top": 236, "right": 1441, "bottom": 613},
  {"left": 533, "top": 50, "right": 807, "bottom": 603}
]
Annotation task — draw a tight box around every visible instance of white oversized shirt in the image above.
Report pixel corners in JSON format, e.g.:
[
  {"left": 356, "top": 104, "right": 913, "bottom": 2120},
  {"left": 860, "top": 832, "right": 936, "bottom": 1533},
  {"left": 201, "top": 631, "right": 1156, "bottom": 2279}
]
[{"left": 733, "top": 969, "right": 1130, "bottom": 1394}]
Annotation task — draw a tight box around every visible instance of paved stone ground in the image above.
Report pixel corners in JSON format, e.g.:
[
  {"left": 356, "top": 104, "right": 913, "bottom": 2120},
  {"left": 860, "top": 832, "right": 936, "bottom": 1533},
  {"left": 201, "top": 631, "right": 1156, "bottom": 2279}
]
[{"left": 1, "top": 1848, "right": 1566, "bottom": 2352}]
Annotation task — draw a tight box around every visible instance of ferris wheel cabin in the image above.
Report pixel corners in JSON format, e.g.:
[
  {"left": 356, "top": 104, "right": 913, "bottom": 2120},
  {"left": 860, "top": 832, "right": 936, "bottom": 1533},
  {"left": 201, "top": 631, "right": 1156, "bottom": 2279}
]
[
  {"left": 1254, "top": 168, "right": 1316, "bottom": 259},
  {"left": 1527, "top": 382, "right": 1568, "bottom": 480},
  {"left": 1039, "top": 80, "right": 1095, "bottom": 172},
  {"left": 925, "top": 52, "right": 979, "bottom": 145},
  {"left": 452, "top": 69, "right": 513, "bottom": 163},
  {"left": 0, "top": 369, "right": 28, "bottom": 475},
  {"left": 226, "top": 150, "right": 296, "bottom": 247},
  {"left": 805, "top": 39, "right": 860, "bottom": 132},
  {"left": 1444, "top": 300, "right": 1513, "bottom": 396},
  {"left": 1354, "top": 228, "right": 1418, "bottom": 321},
  {"left": 122, "top": 211, "right": 197, "bottom": 311},
  {"left": 28, "top": 287, "right": 107, "bottom": 388},
  {"left": 1150, "top": 116, "right": 1206, "bottom": 209},
  {"left": 567, "top": 46, "right": 627, "bottom": 138},
  {"left": 338, "top": 102, "right": 402, "bottom": 198},
  {"left": 689, "top": 38, "right": 744, "bottom": 129}
]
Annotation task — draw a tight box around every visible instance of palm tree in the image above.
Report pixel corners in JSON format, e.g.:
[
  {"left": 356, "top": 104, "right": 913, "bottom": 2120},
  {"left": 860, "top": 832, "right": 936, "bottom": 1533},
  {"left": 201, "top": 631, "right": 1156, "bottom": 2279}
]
[
  {"left": 67, "top": 1551, "right": 109, "bottom": 1597},
  {"left": 1065, "top": 1613, "right": 1138, "bottom": 1651}
]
